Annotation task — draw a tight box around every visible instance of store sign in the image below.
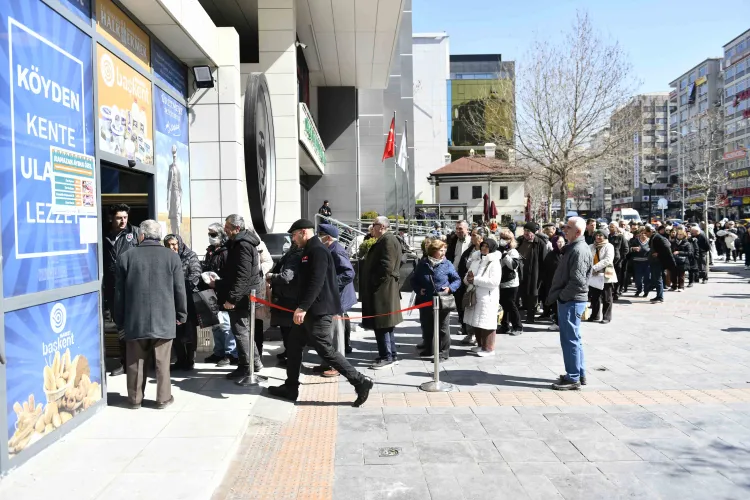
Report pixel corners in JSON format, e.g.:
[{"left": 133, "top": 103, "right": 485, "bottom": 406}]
[
  {"left": 744, "top": 196, "right": 750, "bottom": 205},
  {"left": 154, "top": 87, "right": 191, "bottom": 244},
  {"left": 152, "top": 41, "right": 187, "bottom": 98},
  {"left": 0, "top": 0, "right": 98, "bottom": 298},
  {"left": 95, "top": 0, "right": 150, "bottom": 71},
  {"left": 734, "top": 89, "right": 750, "bottom": 106},
  {"left": 729, "top": 168, "right": 750, "bottom": 179},
  {"left": 96, "top": 45, "right": 153, "bottom": 164},
  {"left": 60, "top": 0, "right": 91, "bottom": 20},
  {"left": 731, "top": 187, "right": 750, "bottom": 197},
  {"left": 731, "top": 197, "right": 743, "bottom": 206},
  {"left": 613, "top": 196, "right": 634, "bottom": 205},
  {"left": 244, "top": 73, "right": 276, "bottom": 233},
  {"left": 744, "top": 109, "right": 750, "bottom": 119},
  {"left": 724, "top": 149, "right": 747, "bottom": 161},
  {"left": 5, "top": 293, "right": 102, "bottom": 459},
  {"left": 298, "top": 103, "right": 326, "bottom": 172}
]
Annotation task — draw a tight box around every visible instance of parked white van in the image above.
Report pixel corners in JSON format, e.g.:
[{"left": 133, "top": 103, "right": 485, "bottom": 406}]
[{"left": 611, "top": 208, "right": 642, "bottom": 223}]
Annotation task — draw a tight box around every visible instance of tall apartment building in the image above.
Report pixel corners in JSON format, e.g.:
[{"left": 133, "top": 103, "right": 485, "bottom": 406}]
[
  {"left": 608, "top": 93, "right": 670, "bottom": 215},
  {"left": 448, "top": 54, "right": 515, "bottom": 161},
  {"left": 723, "top": 30, "right": 750, "bottom": 218},
  {"left": 668, "top": 58, "right": 724, "bottom": 219},
  {"left": 589, "top": 127, "right": 612, "bottom": 217}
]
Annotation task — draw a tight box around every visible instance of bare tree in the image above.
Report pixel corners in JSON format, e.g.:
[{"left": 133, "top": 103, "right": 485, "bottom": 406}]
[
  {"left": 514, "top": 12, "right": 639, "bottom": 210},
  {"left": 682, "top": 107, "right": 725, "bottom": 226}
]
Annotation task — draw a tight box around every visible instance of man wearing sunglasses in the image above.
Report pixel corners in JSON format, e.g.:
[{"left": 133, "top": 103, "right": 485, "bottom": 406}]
[{"left": 268, "top": 219, "right": 373, "bottom": 407}]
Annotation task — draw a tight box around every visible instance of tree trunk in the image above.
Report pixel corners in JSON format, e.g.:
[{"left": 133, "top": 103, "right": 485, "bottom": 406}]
[
  {"left": 559, "top": 178, "right": 568, "bottom": 219},
  {"left": 703, "top": 200, "right": 710, "bottom": 280},
  {"left": 545, "top": 185, "right": 553, "bottom": 221}
]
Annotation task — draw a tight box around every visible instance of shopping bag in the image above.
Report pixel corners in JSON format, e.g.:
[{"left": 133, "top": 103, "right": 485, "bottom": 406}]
[
  {"left": 193, "top": 289, "right": 220, "bottom": 328},
  {"left": 581, "top": 304, "right": 592, "bottom": 321},
  {"left": 497, "top": 309, "right": 504, "bottom": 324}
]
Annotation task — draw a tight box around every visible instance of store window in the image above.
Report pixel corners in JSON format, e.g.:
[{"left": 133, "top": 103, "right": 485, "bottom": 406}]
[
  {"left": 450, "top": 186, "right": 459, "bottom": 200},
  {"left": 472, "top": 186, "right": 482, "bottom": 199}
]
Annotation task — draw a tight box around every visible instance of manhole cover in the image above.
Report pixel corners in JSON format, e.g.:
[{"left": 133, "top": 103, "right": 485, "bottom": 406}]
[{"left": 378, "top": 447, "right": 401, "bottom": 457}]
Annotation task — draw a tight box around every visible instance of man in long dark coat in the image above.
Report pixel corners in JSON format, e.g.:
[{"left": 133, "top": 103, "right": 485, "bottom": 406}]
[{"left": 517, "top": 222, "right": 549, "bottom": 324}]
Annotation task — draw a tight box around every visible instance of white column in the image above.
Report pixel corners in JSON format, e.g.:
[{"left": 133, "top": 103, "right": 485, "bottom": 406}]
[{"left": 189, "top": 27, "right": 247, "bottom": 255}]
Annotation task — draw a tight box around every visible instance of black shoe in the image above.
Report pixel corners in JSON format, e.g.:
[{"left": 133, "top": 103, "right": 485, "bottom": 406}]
[
  {"left": 345, "top": 345, "right": 353, "bottom": 354},
  {"left": 509, "top": 328, "right": 523, "bottom": 336},
  {"left": 229, "top": 357, "right": 239, "bottom": 366},
  {"left": 430, "top": 355, "right": 449, "bottom": 363},
  {"left": 352, "top": 378, "right": 374, "bottom": 407},
  {"left": 172, "top": 362, "right": 194, "bottom": 372},
  {"left": 371, "top": 358, "right": 395, "bottom": 369},
  {"left": 498, "top": 324, "right": 510, "bottom": 335},
  {"left": 276, "top": 351, "right": 287, "bottom": 360},
  {"left": 277, "top": 357, "right": 287, "bottom": 367},
  {"left": 226, "top": 367, "right": 249, "bottom": 380},
  {"left": 125, "top": 400, "right": 141, "bottom": 410},
  {"left": 204, "top": 354, "right": 223, "bottom": 363},
  {"left": 687, "top": 283, "right": 693, "bottom": 288},
  {"left": 649, "top": 297, "right": 664, "bottom": 303},
  {"left": 267, "top": 384, "right": 299, "bottom": 402},
  {"left": 601, "top": 319, "right": 610, "bottom": 324},
  {"left": 156, "top": 396, "right": 174, "bottom": 410},
  {"left": 558, "top": 374, "right": 586, "bottom": 386},
  {"left": 634, "top": 291, "right": 642, "bottom": 297},
  {"left": 417, "top": 349, "right": 433, "bottom": 358},
  {"left": 312, "top": 364, "right": 332, "bottom": 374},
  {"left": 552, "top": 378, "right": 581, "bottom": 391},
  {"left": 110, "top": 366, "right": 125, "bottom": 377},
  {"left": 702, "top": 279, "right": 707, "bottom": 284},
  {"left": 415, "top": 343, "right": 426, "bottom": 350},
  {"left": 216, "top": 357, "right": 230, "bottom": 367},
  {"left": 254, "top": 362, "right": 264, "bottom": 373}
]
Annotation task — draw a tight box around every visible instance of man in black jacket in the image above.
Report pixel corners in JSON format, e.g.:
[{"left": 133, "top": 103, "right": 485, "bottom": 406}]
[
  {"left": 517, "top": 222, "right": 549, "bottom": 324},
  {"left": 646, "top": 224, "right": 676, "bottom": 303},
  {"left": 212, "top": 214, "right": 264, "bottom": 380},
  {"left": 268, "top": 219, "right": 373, "bottom": 407},
  {"left": 103, "top": 203, "right": 139, "bottom": 377}
]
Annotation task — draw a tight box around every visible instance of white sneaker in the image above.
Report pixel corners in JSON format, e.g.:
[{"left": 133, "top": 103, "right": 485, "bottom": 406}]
[
  {"left": 460, "top": 335, "right": 476, "bottom": 345},
  {"left": 470, "top": 346, "right": 483, "bottom": 353},
  {"left": 745, "top": 265, "right": 750, "bottom": 270},
  {"left": 477, "top": 350, "right": 495, "bottom": 357},
  {"left": 548, "top": 324, "right": 560, "bottom": 331}
]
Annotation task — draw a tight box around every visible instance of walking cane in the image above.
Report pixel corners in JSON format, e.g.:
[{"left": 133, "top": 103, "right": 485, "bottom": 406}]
[
  {"left": 420, "top": 298, "right": 454, "bottom": 393},
  {"left": 237, "top": 289, "right": 267, "bottom": 387}
]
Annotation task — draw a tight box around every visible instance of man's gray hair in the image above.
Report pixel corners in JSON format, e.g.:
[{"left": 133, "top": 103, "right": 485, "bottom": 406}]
[
  {"left": 226, "top": 214, "right": 245, "bottom": 230},
  {"left": 568, "top": 216, "right": 586, "bottom": 234},
  {"left": 375, "top": 216, "right": 390, "bottom": 229},
  {"left": 140, "top": 219, "right": 162, "bottom": 240},
  {"left": 457, "top": 220, "right": 469, "bottom": 229}
]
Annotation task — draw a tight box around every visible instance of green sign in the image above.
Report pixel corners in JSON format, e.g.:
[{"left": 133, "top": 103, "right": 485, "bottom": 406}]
[{"left": 298, "top": 103, "right": 326, "bottom": 171}]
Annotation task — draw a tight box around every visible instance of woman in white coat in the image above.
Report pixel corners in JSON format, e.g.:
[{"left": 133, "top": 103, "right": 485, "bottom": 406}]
[
  {"left": 589, "top": 228, "right": 617, "bottom": 324},
  {"left": 463, "top": 239, "right": 502, "bottom": 356}
]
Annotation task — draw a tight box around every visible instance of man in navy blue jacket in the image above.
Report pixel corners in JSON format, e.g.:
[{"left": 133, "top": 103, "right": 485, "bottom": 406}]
[{"left": 268, "top": 219, "right": 373, "bottom": 406}]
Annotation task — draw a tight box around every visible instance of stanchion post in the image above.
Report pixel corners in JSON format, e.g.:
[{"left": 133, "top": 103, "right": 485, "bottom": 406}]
[
  {"left": 237, "top": 289, "right": 267, "bottom": 387},
  {"left": 420, "top": 299, "right": 454, "bottom": 392}
]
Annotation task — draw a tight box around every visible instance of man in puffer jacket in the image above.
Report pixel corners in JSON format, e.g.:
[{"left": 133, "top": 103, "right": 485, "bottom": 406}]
[{"left": 716, "top": 221, "right": 739, "bottom": 262}]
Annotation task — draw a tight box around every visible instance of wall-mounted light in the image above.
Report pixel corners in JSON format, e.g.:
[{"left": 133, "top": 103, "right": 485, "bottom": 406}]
[{"left": 192, "top": 66, "right": 215, "bottom": 89}]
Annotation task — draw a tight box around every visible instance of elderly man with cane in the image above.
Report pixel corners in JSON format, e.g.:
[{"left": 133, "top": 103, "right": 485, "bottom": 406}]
[{"left": 268, "top": 219, "right": 373, "bottom": 406}]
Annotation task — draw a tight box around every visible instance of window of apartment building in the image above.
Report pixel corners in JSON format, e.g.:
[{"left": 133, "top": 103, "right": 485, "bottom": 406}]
[
  {"left": 670, "top": 114, "right": 678, "bottom": 125},
  {"left": 699, "top": 101, "right": 708, "bottom": 113},
  {"left": 738, "top": 79, "right": 747, "bottom": 93},
  {"left": 472, "top": 186, "right": 482, "bottom": 199},
  {"left": 450, "top": 186, "right": 459, "bottom": 200},
  {"left": 680, "top": 94, "right": 688, "bottom": 105},
  {"left": 726, "top": 85, "right": 735, "bottom": 98},
  {"left": 643, "top": 118, "right": 655, "bottom": 124},
  {"left": 680, "top": 77, "right": 688, "bottom": 90},
  {"left": 498, "top": 186, "right": 508, "bottom": 200},
  {"left": 726, "top": 66, "right": 736, "bottom": 79},
  {"left": 727, "top": 123, "right": 736, "bottom": 135},
  {"left": 680, "top": 110, "right": 688, "bottom": 121},
  {"left": 688, "top": 72, "right": 696, "bottom": 84},
  {"left": 738, "top": 59, "right": 748, "bottom": 73},
  {"left": 699, "top": 65, "right": 707, "bottom": 77},
  {"left": 681, "top": 125, "right": 689, "bottom": 136},
  {"left": 656, "top": 118, "right": 667, "bottom": 125},
  {"left": 699, "top": 84, "right": 708, "bottom": 97}
]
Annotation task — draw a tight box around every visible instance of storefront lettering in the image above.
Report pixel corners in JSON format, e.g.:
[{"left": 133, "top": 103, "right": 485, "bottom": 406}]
[
  {"left": 729, "top": 168, "right": 749, "bottom": 179},
  {"left": 42, "top": 332, "right": 75, "bottom": 357},
  {"left": 98, "top": 5, "right": 147, "bottom": 60},
  {"left": 114, "top": 67, "right": 150, "bottom": 104},
  {"left": 16, "top": 65, "right": 81, "bottom": 111}
]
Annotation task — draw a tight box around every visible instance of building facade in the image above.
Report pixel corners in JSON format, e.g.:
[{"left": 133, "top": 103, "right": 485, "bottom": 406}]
[
  {"left": 412, "top": 32, "right": 450, "bottom": 205},
  {"left": 723, "top": 30, "right": 750, "bottom": 218},
  {"left": 608, "top": 93, "right": 670, "bottom": 216},
  {"left": 0, "top": 0, "right": 410, "bottom": 472}
]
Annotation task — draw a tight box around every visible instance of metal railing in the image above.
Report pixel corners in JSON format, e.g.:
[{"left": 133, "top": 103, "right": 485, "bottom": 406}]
[{"left": 314, "top": 214, "right": 368, "bottom": 257}]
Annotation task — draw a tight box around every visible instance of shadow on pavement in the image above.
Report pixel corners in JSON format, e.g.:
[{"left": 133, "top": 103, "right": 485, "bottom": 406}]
[{"left": 403, "top": 370, "right": 553, "bottom": 389}]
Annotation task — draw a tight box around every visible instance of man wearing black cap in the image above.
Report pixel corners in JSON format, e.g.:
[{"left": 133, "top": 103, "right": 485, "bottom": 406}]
[
  {"left": 517, "top": 221, "right": 549, "bottom": 324},
  {"left": 268, "top": 219, "right": 373, "bottom": 406}
]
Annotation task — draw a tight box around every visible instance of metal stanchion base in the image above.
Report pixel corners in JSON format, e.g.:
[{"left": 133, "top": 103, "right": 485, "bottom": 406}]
[
  {"left": 236, "top": 374, "right": 268, "bottom": 386},
  {"left": 420, "top": 380, "right": 454, "bottom": 392}
]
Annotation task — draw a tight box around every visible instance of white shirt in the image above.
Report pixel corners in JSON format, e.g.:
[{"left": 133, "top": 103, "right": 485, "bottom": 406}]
[{"left": 453, "top": 237, "right": 467, "bottom": 269}]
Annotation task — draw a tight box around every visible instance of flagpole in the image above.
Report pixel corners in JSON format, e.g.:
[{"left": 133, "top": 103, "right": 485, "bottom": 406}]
[
  {"left": 404, "top": 120, "right": 410, "bottom": 223},
  {"left": 393, "top": 111, "right": 398, "bottom": 229}
]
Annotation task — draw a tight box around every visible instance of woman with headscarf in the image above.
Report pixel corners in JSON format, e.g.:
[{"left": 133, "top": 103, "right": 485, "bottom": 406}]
[
  {"left": 588, "top": 228, "right": 617, "bottom": 324},
  {"left": 164, "top": 234, "right": 202, "bottom": 370},
  {"left": 541, "top": 234, "right": 565, "bottom": 331},
  {"left": 463, "top": 238, "right": 502, "bottom": 356},
  {"left": 459, "top": 228, "right": 485, "bottom": 346}
]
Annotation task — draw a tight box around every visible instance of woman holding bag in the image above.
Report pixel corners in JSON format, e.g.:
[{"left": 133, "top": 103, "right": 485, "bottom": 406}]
[
  {"left": 497, "top": 229, "right": 523, "bottom": 335},
  {"left": 588, "top": 228, "right": 617, "bottom": 324},
  {"left": 411, "top": 239, "right": 461, "bottom": 362},
  {"left": 462, "top": 239, "right": 502, "bottom": 356}
]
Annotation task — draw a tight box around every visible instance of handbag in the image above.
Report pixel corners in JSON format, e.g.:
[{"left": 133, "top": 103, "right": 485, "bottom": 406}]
[
  {"left": 430, "top": 276, "right": 456, "bottom": 311},
  {"left": 193, "top": 289, "right": 220, "bottom": 328},
  {"left": 462, "top": 258, "right": 491, "bottom": 309}
]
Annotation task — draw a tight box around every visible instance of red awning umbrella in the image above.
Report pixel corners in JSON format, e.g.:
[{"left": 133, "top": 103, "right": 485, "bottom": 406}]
[
  {"left": 490, "top": 201, "right": 498, "bottom": 219},
  {"left": 483, "top": 193, "right": 489, "bottom": 220}
]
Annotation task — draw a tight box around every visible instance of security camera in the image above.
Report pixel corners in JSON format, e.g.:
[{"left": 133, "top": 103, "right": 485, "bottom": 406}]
[
  {"left": 295, "top": 41, "right": 307, "bottom": 49},
  {"left": 128, "top": 159, "right": 136, "bottom": 168}
]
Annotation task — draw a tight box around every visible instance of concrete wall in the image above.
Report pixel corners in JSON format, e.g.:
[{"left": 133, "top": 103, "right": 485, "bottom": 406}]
[{"left": 413, "top": 34, "right": 449, "bottom": 204}]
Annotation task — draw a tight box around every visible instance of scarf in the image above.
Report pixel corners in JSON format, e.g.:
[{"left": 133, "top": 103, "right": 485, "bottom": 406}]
[
  {"left": 594, "top": 238, "right": 608, "bottom": 249},
  {"left": 428, "top": 256, "right": 442, "bottom": 267}
]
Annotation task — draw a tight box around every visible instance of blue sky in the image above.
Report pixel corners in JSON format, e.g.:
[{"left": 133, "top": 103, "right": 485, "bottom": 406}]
[{"left": 413, "top": 0, "right": 749, "bottom": 92}]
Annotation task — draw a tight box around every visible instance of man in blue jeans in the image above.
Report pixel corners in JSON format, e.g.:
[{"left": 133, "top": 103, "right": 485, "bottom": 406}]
[{"left": 546, "top": 217, "right": 592, "bottom": 390}]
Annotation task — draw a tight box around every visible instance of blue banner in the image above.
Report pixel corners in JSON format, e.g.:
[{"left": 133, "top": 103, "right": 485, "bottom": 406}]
[
  {"left": 5, "top": 292, "right": 102, "bottom": 458},
  {"left": 152, "top": 41, "right": 187, "bottom": 98},
  {"left": 60, "top": 0, "right": 92, "bottom": 21},
  {"left": 154, "top": 86, "right": 191, "bottom": 245},
  {"left": 0, "top": 0, "right": 98, "bottom": 297}
]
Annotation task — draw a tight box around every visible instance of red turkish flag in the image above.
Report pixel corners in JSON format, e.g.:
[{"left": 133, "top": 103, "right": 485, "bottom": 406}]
[{"left": 382, "top": 117, "right": 395, "bottom": 161}]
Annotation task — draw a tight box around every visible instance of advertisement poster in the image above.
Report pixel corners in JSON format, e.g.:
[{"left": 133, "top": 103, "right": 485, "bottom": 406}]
[
  {"left": 60, "top": 0, "right": 92, "bottom": 21},
  {"left": 153, "top": 41, "right": 187, "bottom": 98},
  {"left": 6, "top": 292, "right": 102, "bottom": 459},
  {"left": 97, "top": 44, "right": 153, "bottom": 164},
  {"left": 155, "top": 87, "right": 191, "bottom": 243},
  {"left": 95, "top": 0, "right": 150, "bottom": 71},
  {"left": 0, "top": 0, "right": 98, "bottom": 298},
  {"left": 50, "top": 146, "right": 97, "bottom": 215}
]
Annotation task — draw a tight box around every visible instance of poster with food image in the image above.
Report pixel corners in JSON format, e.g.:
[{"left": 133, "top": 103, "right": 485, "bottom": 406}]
[
  {"left": 96, "top": 44, "right": 153, "bottom": 164},
  {"left": 5, "top": 293, "right": 102, "bottom": 459}
]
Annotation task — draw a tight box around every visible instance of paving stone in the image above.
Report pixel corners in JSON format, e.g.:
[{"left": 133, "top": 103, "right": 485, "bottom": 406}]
[
  {"left": 493, "top": 438, "right": 560, "bottom": 462},
  {"left": 423, "top": 462, "right": 485, "bottom": 479},
  {"left": 363, "top": 442, "right": 421, "bottom": 465},
  {"left": 456, "top": 472, "right": 529, "bottom": 499},
  {"left": 335, "top": 441, "right": 364, "bottom": 466},
  {"left": 508, "top": 461, "right": 572, "bottom": 476},
  {"left": 363, "top": 474, "right": 432, "bottom": 500},
  {"left": 416, "top": 441, "right": 477, "bottom": 463},
  {"left": 466, "top": 440, "right": 504, "bottom": 462},
  {"left": 569, "top": 439, "right": 642, "bottom": 461},
  {"left": 515, "top": 474, "right": 565, "bottom": 499},
  {"left": 601, "top": 473, "right": 661, "bottom": 499},
  {"left": 548, "top": 472, "right": 619, "bottom": 499},
  {"left": 544, "top": 439, "right": 588, "bottom": 462}
]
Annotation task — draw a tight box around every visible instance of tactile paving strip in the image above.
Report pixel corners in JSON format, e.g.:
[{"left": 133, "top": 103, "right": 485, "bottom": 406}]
[{"left": 212, "top": 376, "right": 339, "bottom": 500}]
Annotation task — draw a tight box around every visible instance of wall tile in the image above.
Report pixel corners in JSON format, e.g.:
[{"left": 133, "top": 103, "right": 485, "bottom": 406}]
[
  {"left": 219, "top": 104, "right": 242, "bottom": 142},
  {"left": 220, "top": 141, "right": 244, "bottom": 181},
  {"left": 191, "top": 180, "right": 221, "bottom": 217},
  {"left": 189, "top": 104, "right": 219, "bottom": 142},
  {"left": 189, "top": 142, "right": 221, "bottom": 179},
  {"left": 258, "top": 8, "right": 294, "bottom": 31},
  {"left": 218, "top": 66, "right": 241, "bottom": 104}
]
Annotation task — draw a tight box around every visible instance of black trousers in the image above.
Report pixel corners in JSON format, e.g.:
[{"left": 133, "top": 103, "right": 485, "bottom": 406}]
[
  {"left": 228, "top": 310, "right": 261, "bottom": 368},
  {"left": 523, "top": 293, "right": 538, "bottom": 323},
  {"left": 500, "top": 286, "right": 522, "bottom": 330},
  {"left": 342, "top": 312, "right": 352, "bottom": 349},
  {"left": 419, "top": 306, "right": 451, "bottom": 357},
  {"left": 174, "top": 321, "right": 197, "bottom": 368},
  {"left": 285, "top": 314, "right": 366, "bottom": 390},
  {"left": 589, "top": 283, "right": 613, "bottom": 321}
]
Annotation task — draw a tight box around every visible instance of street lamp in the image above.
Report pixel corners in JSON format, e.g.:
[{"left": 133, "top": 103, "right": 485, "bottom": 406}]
[
  {"left": 643, "top": 171, "right": 658, "bottom": 223},
  {"left": 587, "top": 186, "right": 594, "bottom": 217}
]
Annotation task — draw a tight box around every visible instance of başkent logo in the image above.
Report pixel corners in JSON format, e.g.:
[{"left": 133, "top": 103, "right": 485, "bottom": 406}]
[
  {"left": 243, "top": 73, "right": 276, "bottom": 234},
  {"left": 100, "top": 52, "right": 116, "bottom": 87},
  {"left": 50, "top": 303, "right": 67, "bottom": 334}
]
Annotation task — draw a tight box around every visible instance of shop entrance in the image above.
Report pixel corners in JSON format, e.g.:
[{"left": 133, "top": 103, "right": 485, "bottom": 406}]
[{"left": 100, "top": 163, "right": 154, "bottom": 360}]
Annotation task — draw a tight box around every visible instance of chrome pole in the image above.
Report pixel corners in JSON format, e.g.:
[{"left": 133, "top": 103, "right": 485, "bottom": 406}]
[
  {"left": 237, "top": 289, "right": 267, "bottom": 386},
  {"left": 420, "top": 299, "right": 454, "bottom": 392}
]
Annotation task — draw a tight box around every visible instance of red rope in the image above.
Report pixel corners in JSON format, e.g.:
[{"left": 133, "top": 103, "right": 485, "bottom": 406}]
[{"left": 249, "top": 295, "right": 432, "bottom": 320}]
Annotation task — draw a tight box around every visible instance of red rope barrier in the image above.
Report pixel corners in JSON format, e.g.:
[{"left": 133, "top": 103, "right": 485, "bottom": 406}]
[{"left": 249, "top": 295, "right": 432, "bottom": 320}]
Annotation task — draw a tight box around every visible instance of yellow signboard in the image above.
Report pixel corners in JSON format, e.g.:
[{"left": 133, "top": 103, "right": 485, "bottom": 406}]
[
  {"left": 96, "top": 45, "right": 153, "bottom": 164},
  {"left": 695, "top": 76, "right": 708, "bottom": 86},
  {"left": 96, "top": 0, "right": 150, "bottom": 71}
]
